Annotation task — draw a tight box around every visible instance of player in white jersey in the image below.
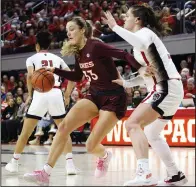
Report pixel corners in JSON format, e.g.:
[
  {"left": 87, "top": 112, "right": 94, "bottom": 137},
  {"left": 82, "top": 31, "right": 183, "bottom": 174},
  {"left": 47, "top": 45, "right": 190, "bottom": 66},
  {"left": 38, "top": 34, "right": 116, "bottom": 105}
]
[
  {"left": 5, "top": 31, "right": 78, "bottom": 175},
  {"left": 104, "top": 5, "right": 188, "bottom": 186}
]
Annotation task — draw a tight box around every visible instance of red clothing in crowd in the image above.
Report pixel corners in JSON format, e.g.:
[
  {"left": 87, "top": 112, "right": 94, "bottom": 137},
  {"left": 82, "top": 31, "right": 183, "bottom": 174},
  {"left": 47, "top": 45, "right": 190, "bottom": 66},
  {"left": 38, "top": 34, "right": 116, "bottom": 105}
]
[
  {"left": 24, "top": 35, "right": 36, "bottom": 46},
  {"left": 184, "top": 88, "right": 196, "bottom": 98}
]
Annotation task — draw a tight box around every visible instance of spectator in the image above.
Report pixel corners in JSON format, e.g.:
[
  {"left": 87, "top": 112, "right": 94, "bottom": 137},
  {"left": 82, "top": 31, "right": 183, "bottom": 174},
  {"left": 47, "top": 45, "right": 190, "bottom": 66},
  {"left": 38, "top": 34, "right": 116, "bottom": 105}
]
[
  {"left": 1, "top": 98, "right": 16, "bottom": 121},
  {"left": 9, "top": 76, "right": 17, "bottom": 92},
  {"left": 122, "top": 65, "right": 134, "bottom": 80},
  {"left": 1, "top": 86, "right": 6, "bottom": 102},
  {"left": 180, "top": 60, "right": 188, "bottom": 69},
  {"left": 16, "top": 87, "right": 24, "bottom": 97},
  {"left": 2, "top": 74, "right": 10, "bottom": 92},
  {"left": 117, "top": 66, "right": 123, "bottom": 75},
  {"left": 139, "top": 85, "right": 148, "bottom": 99},
  {"left": 181, "top": 68, "right": 191, "bottom": 79},
  {"left": 54, "top": 24, "right": 67, "bottom": 48},
  {"left": 132, "top": 89, "right": 143, "bottom": 108},
  {"left": 184, "top": 78, "right": 195, "bottom": 99},
  {"left": 126, "top": 87, "right": 133, "bottom": 107},
  {"left": 29, "top": 114, "right": 54, "bottom": 145},
  {"left": 181, "top": 72, "right": 188, "bottom": 90},
  {"left": 14, "top": 30, "right": 25, "bottom": 48}
]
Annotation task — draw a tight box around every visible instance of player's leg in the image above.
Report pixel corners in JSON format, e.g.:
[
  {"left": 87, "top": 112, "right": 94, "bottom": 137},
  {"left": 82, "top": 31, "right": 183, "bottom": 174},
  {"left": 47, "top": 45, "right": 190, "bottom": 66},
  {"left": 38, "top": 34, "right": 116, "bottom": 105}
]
[
  {"left": 123, "top": 103, "right": 160, "bottom": 186},
  {"left": 49, "top": 88, "right": 78, "bottom": 174},
  {"left": 86, "top": 110, "right": 119, "bottom": 177},
  {"left": 5, "top": 118, "right": 39, "bottom": 172},
  {"left": 54, "top": 118, "right": 77, "bottom": 175},
  {"left": 144, "top": 118, "right": 188, "bottom": 186},
  {"left": 23, "top": 99, "right": 99, "bottom": 185},
  {"left": 124, "top": 80, "right": 185, "bottom": 186},
  {"left": 143, "top": 80, "right": 187, "bottom": 186},
  {"left": 5, "top": 91, "right": 47, "bottom": 173}
]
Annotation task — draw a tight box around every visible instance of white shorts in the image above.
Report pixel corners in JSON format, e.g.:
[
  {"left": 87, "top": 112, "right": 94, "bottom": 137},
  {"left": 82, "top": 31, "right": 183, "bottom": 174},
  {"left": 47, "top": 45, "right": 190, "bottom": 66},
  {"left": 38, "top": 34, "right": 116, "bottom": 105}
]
[
  {"left": 26, "top": 88, "right": 66, "bottom": 120},
  {"left": 143, "top": 79, "right": 184, "bottom": 119}
]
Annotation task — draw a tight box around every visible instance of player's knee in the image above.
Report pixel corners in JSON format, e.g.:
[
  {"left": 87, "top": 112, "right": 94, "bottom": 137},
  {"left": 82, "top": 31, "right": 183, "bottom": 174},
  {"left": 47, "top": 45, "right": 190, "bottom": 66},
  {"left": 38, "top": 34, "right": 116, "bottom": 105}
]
[{"left": 125, "top": 120, "right": 139, "bottom": 133}]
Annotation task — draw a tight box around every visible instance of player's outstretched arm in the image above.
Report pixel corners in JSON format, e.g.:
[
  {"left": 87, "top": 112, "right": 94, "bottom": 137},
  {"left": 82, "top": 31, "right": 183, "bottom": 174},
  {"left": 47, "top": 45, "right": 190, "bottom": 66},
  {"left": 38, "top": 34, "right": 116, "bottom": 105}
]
[
  {"left": 113, "top": 66, "right": 155, "bottom": 88},
  {"left": 102, "top": 11, "right": 148, "bottom": 50},
  {"left": 48, "top": 58, "right": 83, "bottom": 82},
  {"left": 92, "top": 41, "right": 141, "bottom": 70}
]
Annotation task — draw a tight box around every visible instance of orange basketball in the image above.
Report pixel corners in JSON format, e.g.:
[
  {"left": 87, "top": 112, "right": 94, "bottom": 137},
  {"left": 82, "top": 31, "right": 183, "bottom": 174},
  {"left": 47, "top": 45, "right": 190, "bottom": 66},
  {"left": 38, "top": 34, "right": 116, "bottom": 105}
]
[{"left": 31, "top": 68, "right": 55, "bottom": 93}]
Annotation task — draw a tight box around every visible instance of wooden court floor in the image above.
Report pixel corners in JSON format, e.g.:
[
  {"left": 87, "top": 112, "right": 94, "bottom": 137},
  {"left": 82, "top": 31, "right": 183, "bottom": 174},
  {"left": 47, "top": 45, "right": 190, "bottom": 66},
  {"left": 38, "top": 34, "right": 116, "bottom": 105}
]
[{"left": 1, "top": 144, "right": 195, "bottom": 186}]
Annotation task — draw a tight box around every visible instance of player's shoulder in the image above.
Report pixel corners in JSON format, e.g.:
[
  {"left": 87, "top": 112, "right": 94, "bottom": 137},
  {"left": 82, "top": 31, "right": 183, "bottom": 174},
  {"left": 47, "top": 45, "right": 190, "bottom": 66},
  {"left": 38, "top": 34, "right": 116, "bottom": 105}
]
[
  {"left": 48, "top": 52, "right": 63, "bottom": 60},
  {"left": 26, "top": 53, "right": 37, "bottom": 63},
  {"left": 87, "top": 38, "right": 104, "bottom": 51}
]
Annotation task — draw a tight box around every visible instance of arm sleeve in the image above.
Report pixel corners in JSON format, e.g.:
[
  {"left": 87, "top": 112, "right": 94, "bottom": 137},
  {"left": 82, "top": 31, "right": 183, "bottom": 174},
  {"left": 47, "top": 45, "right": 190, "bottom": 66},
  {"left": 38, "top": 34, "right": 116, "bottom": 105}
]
[
  {"left": 112, "top": 25, "right": 152, "bottom": 50},
  {"left": 92, "top": 41, "right": 141, "bottom": 70},
  {"left": 60, "top": 58, "right": 68, "bottom": 69},
  {"left": 123, "top": 75, "right": 145, "bottom": 88},
  {"left": 54, "top": 57, "right": 83, "bottom": 82}
]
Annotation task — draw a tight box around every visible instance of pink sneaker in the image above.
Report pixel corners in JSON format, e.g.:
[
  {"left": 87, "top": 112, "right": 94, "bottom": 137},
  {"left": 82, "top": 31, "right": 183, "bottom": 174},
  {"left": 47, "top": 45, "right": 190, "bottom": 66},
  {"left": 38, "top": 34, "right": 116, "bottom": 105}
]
[
  {"left": 94, "top": 151, "right": 112, "bottom": 178},
  {"left": 23, "top": 170, "right": 49, "bottom": 186}
]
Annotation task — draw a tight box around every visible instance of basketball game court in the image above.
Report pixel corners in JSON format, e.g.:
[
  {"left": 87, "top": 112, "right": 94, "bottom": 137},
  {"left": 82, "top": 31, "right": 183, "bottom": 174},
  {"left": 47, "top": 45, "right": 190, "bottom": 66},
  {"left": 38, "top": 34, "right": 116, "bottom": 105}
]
[{"left": 1, "top": 144, "right": 195, "bottom": 186}]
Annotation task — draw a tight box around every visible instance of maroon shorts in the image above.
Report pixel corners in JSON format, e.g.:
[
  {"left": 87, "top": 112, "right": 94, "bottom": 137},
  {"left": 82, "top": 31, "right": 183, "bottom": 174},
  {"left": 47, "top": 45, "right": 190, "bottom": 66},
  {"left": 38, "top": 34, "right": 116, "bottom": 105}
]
[{"left": 85, "top": 89, "right": 127, "bottom": 120}]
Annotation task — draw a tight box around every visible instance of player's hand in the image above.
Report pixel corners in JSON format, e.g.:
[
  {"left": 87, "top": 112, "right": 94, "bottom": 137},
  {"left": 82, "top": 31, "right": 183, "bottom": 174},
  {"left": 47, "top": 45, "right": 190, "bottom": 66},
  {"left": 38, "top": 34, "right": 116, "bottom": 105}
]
[
  {"left": 143, "top": 65, "right": 156, "bottom": 77},
  {"left": 112, "top": 79, "right": 123, "bottom": 86},
  {"left": 102, "top": 11, "right": 117, "bottom": 30},
  {"left": 185, "top": 93, "right": 193, "bottom": 98},
  {"left": 44, "top": 67, "right": 55, "bottom": 73}
]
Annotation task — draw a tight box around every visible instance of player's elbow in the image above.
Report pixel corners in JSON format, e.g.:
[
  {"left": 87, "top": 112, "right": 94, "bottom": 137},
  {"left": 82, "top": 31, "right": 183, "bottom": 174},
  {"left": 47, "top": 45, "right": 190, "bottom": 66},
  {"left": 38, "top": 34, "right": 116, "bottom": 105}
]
[{"left": 27, "top": 73, "right": 33, "bottom": 80}]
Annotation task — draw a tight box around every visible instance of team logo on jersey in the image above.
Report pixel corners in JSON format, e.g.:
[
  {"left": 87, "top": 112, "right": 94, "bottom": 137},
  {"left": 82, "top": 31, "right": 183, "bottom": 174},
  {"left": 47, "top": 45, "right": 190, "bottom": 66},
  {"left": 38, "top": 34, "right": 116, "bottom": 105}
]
[
  {"left": 152, "top": 93, "right": 162, "bottom": 102},
  {"left": 86, "top": 53, "right": 90, "bottom": 58}
]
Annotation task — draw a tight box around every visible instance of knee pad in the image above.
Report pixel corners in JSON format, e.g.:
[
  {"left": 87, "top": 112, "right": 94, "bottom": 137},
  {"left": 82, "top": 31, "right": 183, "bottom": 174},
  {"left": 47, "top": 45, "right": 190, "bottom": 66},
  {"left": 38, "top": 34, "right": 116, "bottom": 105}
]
[{"left": 144, "top": 119, "right": 169, "bottom": 142}]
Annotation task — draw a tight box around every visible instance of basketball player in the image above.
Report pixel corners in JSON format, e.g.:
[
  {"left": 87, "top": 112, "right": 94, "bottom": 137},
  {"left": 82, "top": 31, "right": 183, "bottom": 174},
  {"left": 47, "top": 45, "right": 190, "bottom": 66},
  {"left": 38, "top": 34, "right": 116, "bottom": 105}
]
[
  {"left": 22, "top": 17, "right": 153, "bottom": 185},
  {"left": 5, "top": 31, "right": 78, "bottom": 175},
  {"left": 103, "top": 5, "right": 188, "bottom": 186}
]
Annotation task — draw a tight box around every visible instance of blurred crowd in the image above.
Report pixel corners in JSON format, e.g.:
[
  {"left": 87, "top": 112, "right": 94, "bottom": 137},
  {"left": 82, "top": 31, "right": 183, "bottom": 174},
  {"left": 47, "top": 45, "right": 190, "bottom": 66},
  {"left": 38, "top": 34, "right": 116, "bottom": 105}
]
[
  {"left": 1, "top": 54, "right": 195, "bottom": 145},
  {"left": 1, "top": 0, "right": 196, "bottom": 55}
]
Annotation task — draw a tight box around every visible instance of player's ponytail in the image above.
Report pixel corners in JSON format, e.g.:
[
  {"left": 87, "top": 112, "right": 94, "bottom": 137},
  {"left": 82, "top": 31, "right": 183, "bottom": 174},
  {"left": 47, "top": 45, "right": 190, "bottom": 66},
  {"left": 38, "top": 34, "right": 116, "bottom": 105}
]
[
  {"left": 131, "top": 4, "right": 171, "bottom": 37},
  {"left": 61, "top": 17, "right": 93, "bottom": 56}
]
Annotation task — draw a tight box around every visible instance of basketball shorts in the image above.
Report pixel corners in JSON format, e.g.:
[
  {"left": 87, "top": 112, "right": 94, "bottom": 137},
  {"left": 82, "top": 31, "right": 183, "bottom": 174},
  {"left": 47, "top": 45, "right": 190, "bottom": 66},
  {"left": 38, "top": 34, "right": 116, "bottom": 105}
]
[
  {"left": 86, "top": 87, "right": 127, "bottom": 120},
  {"left": 26, "top": 88, "right": 66, "bottom": 120},
  {"left": 142, "top": 79, "right": 184, "bottom": 119}
]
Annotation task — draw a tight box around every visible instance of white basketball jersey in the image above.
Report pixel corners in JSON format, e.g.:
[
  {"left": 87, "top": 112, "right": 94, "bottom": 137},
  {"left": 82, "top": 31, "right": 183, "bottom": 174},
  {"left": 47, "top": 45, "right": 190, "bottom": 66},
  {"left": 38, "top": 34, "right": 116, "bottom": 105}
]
[
  {"left": 26, "top": 51, "right": 68, "bottom": 86},
  {"left": 113, "top": 26, "right": 181, "bottom": 91}
]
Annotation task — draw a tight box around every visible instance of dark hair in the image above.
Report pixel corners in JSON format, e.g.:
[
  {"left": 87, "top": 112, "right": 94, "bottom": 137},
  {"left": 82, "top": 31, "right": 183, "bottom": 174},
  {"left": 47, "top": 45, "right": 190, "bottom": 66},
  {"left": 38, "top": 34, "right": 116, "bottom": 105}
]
[
  {"left": 36, "top": 31, "right": 52, "bottom": 49},
  {"left": 130, "top": 5, "right": 171, "bottom": 36}
]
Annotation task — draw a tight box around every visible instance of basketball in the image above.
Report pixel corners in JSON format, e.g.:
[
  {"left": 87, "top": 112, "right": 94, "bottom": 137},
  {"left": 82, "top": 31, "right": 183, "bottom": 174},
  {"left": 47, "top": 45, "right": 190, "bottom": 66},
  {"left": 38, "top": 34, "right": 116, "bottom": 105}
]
[{"left": 31, "top": 68, "right": 55, "bottom": 93}]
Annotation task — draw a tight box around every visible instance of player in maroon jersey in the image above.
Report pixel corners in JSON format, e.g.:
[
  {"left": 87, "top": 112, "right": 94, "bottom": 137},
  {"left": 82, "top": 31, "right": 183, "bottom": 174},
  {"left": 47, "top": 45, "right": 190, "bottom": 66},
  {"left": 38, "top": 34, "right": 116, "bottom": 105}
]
[{"left": 23, "top": 17, "right": 153, "bottom": 185}]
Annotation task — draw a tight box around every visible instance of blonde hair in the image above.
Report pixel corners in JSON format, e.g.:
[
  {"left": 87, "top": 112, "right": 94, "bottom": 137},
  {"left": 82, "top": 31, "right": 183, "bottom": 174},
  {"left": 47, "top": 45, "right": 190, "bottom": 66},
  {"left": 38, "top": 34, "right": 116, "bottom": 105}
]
[
  {"left": 61, "top": 41, "right": 80, "bottom": 56},
  {"left": 61, "top": 17, "right": 93, "bottom": 57}
]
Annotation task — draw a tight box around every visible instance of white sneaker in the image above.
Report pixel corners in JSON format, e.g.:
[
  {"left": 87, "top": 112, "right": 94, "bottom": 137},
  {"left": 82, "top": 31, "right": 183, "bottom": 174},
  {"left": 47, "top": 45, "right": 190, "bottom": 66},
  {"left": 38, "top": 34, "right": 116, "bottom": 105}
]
[
  {"left": 65, "top": 161, "right": 78, "bottom": 175},
  {"left": 5, "top": 158, "right": 19, "bottom": 173},
  {"left": 43, "top": 139, "right": 52, "bottom": 145},
  {"left": 123, "top": 170, "right": 158, "bottom": 186}
]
